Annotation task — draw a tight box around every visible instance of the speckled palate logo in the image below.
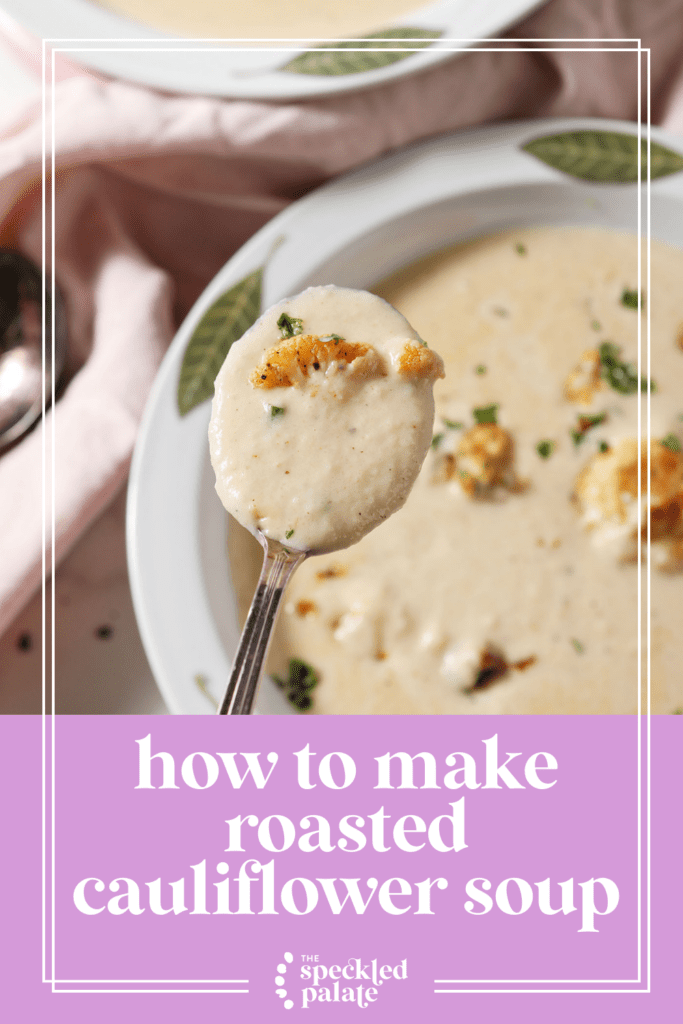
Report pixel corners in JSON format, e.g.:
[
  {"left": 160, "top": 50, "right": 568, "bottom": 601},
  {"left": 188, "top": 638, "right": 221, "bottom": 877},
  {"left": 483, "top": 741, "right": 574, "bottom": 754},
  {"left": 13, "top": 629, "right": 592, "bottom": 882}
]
[{"left": 274, "top": 951, "right": 407, "bottom": 1010}]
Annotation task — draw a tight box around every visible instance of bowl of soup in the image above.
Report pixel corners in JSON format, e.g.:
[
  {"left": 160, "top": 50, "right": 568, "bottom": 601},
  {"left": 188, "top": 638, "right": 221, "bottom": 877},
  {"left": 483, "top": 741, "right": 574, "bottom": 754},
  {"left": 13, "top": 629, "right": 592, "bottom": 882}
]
[{"left": 127, "top": 117, "right": 683, "bottom": 714}]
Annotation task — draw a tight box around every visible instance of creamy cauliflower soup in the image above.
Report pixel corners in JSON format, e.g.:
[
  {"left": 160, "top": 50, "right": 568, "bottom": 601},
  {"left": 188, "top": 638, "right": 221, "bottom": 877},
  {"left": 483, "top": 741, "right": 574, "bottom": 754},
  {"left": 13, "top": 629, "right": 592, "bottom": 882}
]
[
  {"left": 95, "top": 0, "right": 422, "bottom": 41},
  {"left": 228, "top": 227, "right": 683, "bottom": 715},
  {"left": 209, "top": 285, "right": 444, "bottom": 554}
]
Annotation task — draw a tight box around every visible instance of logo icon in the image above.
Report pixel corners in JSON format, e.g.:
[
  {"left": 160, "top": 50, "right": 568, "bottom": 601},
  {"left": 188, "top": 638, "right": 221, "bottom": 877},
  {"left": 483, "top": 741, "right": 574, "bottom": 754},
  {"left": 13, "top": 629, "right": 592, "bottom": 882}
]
[{"left": 275, "top": 950, "right": 294, "bottom": 1010}]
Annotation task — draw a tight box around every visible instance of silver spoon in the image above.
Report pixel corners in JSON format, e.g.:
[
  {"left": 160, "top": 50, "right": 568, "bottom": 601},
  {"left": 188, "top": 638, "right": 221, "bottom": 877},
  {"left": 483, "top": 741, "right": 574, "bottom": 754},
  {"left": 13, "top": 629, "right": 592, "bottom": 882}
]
[
  {"left": 0, "top": 250, "right": 66, "bottom": 450},
  {"left": 218, "top": 532, "right": 307, "bottom": 715}
]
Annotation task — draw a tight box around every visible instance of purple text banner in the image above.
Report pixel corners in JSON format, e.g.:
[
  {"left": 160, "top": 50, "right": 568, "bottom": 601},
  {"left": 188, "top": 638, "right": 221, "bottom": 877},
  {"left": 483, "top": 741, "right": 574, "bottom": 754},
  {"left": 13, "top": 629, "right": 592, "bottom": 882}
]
[{"left": 2, "top": 715, "right": 680, "bottom": 1022}]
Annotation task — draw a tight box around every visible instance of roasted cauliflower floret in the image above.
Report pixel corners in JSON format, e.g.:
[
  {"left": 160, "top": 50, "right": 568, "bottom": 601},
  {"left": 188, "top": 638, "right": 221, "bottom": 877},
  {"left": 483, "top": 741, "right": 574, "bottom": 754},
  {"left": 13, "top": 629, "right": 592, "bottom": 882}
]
[
  {"left": 396, "top": 341, "right": 445, "bottom": 382},
  {"left": 456, "top": 423, "right": 515, "bottom": 497},
  {"left": 564, "top": 348, "right": 604, "bottom": 405},
  {"left": 250, "top": 334, "right": 385, "bottom": 389},
  {"left": 440, "top": 639, "right": 536, "bottom": 693},
  {"left": 575, "top": 437, "right": 683, "bottom": 570}
]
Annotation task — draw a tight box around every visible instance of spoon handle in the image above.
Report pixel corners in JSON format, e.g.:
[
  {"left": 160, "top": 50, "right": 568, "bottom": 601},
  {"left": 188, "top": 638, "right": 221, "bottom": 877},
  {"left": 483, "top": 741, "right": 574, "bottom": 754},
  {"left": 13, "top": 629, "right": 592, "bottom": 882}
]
[{"left": 218, "top": 534, "right": 306, "bottom": 715}]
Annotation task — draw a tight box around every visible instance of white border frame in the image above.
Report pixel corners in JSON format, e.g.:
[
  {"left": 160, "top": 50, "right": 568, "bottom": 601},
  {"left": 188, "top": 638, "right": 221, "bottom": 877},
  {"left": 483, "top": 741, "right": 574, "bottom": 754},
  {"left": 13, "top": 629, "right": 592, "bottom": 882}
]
[{"left": 40, "top": 35, "right": 651, "bottom": 999}]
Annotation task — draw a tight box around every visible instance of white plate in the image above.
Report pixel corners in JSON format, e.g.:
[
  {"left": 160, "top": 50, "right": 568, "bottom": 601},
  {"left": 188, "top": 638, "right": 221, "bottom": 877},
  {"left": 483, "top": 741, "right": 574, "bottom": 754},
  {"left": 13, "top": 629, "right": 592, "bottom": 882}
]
[
  {"left": 2, "top": 0, "right": 544, "bottom": 99},
  {"left": 126, "top": 117, "right": 683, "bottom": 714}
]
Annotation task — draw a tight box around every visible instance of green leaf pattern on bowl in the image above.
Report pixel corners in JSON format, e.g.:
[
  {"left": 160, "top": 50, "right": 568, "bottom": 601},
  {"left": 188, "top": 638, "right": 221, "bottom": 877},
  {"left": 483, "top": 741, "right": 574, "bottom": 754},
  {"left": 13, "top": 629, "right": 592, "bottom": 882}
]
[
  {"left": 177, "top": 268, "right": 263, "bottom": 416},
  {"left": 280, "top": 27, "right": 442, "bottom": 76},
  {"left": 522, "top": 130, "right": 683, "bottom": 183}
]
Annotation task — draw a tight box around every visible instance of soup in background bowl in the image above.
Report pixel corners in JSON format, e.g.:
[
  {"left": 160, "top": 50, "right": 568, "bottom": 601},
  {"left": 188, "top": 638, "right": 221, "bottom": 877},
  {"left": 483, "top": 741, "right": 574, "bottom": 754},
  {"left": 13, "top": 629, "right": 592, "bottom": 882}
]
[{"left": 94, "top": 0, "right": 424, "bottom": 40}]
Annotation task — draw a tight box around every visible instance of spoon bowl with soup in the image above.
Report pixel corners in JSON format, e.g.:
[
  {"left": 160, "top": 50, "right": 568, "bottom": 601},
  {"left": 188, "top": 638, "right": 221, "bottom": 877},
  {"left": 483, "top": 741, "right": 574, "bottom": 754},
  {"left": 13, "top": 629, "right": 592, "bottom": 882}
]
[{"left": 209, "top": 284, "right": 444, "bottom": 714}]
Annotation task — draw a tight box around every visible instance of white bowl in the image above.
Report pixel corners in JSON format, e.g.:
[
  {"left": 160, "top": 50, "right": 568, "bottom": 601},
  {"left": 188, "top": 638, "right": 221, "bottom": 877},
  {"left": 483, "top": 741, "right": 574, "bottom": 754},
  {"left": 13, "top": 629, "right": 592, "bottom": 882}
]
[
  {"left": 126, "top": 117, "right": 683, "bottom": 714},
  {"left": 1, "top": 0, "right": 544, "bottom": 99}
]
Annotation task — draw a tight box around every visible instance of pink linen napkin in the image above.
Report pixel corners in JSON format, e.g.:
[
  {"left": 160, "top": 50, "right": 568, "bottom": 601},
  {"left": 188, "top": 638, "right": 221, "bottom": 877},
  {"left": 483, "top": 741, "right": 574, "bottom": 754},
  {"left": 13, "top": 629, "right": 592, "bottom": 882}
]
[{"left": 1, "top": 0, "right": 683, "bottom": 638}]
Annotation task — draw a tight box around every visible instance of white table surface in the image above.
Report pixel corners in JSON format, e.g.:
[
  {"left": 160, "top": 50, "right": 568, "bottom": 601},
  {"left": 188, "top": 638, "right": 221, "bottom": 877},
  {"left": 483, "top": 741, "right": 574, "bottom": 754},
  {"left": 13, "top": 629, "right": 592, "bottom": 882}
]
[{"left": 0, "top": 34, "right": 168, "bottom": 715}]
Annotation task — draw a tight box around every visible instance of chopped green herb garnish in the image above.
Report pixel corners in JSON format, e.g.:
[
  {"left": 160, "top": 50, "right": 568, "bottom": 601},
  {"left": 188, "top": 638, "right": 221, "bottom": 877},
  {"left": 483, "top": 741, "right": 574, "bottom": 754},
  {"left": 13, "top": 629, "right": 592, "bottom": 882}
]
[
  {"left": 443, "top": 419, "right": 464, "bottom": 430},
  {"left": 431, "top": 432, "right": 445, "bottom": 449},
  {"left": 661, "top": 433, "right": 682, "bottom": 453},
  {"left": 285, "top": 529, "right": 295, "bottom": 539},
  {"left": 273, "top": 658, "right": 319, "bottom": 712},
  {"left": 515, "top": 243, "right": 527, "bottom": 256},
  {"left": 492, "top": 306, "right": 509, "bottom": 318},
  {"left": 473, "top": 404, "right": 499, "bottom": 425},
  {"left": 475, "top": 364, "right": 487, "bottom": 375},
  {"left": 277, "top": 311, "right": 304, "bottom": 338},
  {"left": 598, "top": 440, "right": 611, "bottom": 453},
  {"left": 571, "top": 638, "right": 584, "bottom": 654},
  {"left": 591, "top": 319, "right": 602, "bottom": 331},
  {"left": 673, "top": 708, "right": 683, "bottom": 714},
  {"left": 320, "top": 333, "right": 344, "bottom": 343},
  {"left": 599, "top": 341, "right": 637, "bottom": 393},
  {"left": 571, "top": 412, "right": 607, "bottom": 447},
  {"left": 270, "top": 405, "right": 285, "bottom": 417},
  {"left": 598, "top": 342, "right": 655, "bottom": 395},
  {"left": 621, "top": 288, "right": 643, "bottom": 310},
  {"left": 536, "top": 440, "right": 555, "bottom": 459}
]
